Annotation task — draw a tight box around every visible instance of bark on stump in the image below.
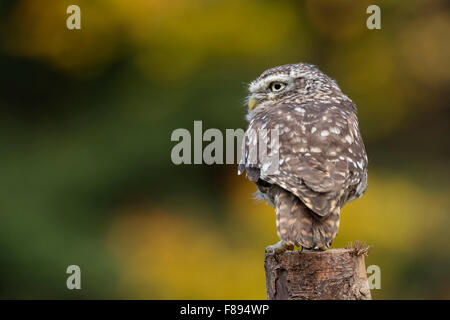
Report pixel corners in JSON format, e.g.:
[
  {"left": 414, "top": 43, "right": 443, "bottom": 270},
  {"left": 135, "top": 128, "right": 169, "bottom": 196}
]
[{"left": 265, "top": 248, "right": 371, "bottom": 300}]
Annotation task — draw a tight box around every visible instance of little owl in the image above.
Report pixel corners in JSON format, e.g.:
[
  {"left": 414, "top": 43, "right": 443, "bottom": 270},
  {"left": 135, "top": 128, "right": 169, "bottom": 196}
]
[{"left": 238, "top": 63, "right": 368, "bottom": 253}]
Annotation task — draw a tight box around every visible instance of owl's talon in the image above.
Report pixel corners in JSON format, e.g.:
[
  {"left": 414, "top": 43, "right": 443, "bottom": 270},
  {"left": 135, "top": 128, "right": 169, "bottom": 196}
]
[{"left": 265, "top": 240, "right": 294, "bottom": 254}]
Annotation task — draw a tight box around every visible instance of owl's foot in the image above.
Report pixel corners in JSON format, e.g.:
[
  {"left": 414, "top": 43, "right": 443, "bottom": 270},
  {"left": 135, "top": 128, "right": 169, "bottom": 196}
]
[{"left": 265, "top": 240, "right": 294, "bottom": 254}]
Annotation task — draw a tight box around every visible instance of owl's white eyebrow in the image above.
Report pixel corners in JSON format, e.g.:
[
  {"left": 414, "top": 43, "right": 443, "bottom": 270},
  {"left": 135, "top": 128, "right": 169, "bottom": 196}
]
[{"left": 249, "top": 74, "right": 290, "bottom": 93}]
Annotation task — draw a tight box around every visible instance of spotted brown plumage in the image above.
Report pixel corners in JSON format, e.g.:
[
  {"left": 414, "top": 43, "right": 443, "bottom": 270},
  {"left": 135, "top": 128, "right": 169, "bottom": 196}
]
[{"left": 238, "top": 63, "right": 368, "bottom": 252}]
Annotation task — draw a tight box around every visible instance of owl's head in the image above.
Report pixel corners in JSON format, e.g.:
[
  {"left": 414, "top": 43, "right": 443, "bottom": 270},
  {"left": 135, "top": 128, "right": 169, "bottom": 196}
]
[{"left": 247, "top": 63, "right": 346, "bottom": 113}]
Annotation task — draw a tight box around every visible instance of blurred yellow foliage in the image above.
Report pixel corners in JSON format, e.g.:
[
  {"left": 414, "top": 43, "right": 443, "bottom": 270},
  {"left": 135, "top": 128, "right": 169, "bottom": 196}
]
[
  {"left": 2, "top": 0, "right": 122, "bottom": 75},
  {"left": 108, "top": 206, "right": 267, "bottom": 299},
  {"left": 3, "top": 0, "right": 299, "bottom": 79},
  {"left": 399, "top": 12, "right": 450, "bottom": 88},
  {"left": 108, "top": 169, "right": 449, "bottom": 299},
  {"left": 306, "top": 0, "right": 371, "bottom": 41}
]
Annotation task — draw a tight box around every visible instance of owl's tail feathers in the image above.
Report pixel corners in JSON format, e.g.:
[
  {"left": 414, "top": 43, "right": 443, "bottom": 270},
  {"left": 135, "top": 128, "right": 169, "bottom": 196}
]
[{"left": 273, "top": 189, "right": 340, "bottom": 250}]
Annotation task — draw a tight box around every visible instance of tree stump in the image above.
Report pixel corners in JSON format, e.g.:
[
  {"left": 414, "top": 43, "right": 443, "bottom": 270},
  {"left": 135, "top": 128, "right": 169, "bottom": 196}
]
[{"left": 264, "top": 248, "right": 371, "bottom": 300}]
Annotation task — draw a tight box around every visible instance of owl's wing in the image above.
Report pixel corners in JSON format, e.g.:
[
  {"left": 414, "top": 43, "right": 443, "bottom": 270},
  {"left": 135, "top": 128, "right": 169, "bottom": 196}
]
[{"left": 239, "top": 102, "right": 368, "bottom": 217}]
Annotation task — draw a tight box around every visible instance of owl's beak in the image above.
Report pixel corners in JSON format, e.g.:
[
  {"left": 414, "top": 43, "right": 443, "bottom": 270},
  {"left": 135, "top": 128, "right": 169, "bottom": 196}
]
[{"left": 248, "top": 95, "right": 258, "bottom": 111}]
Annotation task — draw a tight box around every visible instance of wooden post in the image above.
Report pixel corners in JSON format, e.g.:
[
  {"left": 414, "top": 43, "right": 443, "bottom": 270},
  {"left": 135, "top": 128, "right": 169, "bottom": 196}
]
[{"left": 264, "top": 244, "right": 371, "bottom": 300}]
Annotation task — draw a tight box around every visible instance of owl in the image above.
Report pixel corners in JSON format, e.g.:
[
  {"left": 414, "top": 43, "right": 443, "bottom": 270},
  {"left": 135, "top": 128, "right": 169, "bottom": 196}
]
[{"left": 238, "top": 63, "right": 368, "bottom": 253}]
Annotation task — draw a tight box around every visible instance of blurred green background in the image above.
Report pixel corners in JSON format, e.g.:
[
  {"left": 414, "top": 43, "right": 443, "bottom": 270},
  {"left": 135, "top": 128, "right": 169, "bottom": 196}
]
[{"left": 0, "top": 0, "right": 449, "bottom": 299}]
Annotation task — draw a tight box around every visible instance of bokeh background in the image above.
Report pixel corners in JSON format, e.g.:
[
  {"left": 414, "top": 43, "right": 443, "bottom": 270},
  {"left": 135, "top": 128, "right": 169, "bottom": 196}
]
[{"left": 0, "top": 0, "right": 449, "bottom": 299}]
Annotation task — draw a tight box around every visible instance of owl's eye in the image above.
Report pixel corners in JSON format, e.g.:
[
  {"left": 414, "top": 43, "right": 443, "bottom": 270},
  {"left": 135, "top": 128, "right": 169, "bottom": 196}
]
[{"left": 270, "top": 82, "right": 286, "bottom": 92}]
